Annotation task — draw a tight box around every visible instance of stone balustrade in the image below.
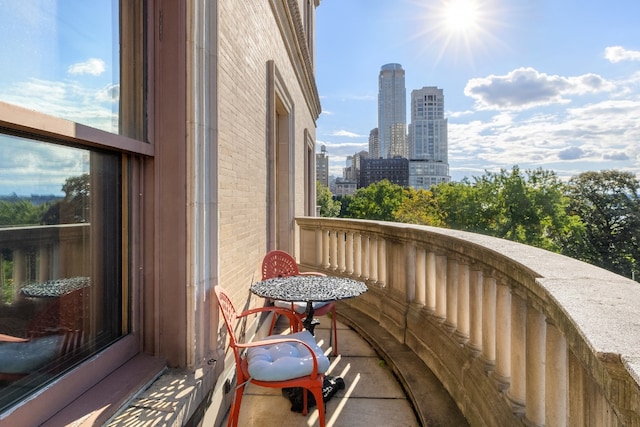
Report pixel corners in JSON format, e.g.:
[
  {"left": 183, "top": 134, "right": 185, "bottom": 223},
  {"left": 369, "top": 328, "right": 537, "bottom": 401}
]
[{"left": 297, "top": 217, "right": 640, "bottom": 427}]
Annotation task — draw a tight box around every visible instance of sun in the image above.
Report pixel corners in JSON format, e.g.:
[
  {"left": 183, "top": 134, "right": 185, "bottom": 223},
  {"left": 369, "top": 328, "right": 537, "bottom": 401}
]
[
  {"left": 407, "top": 0, "right": 506, "bottom": 67},
  {"left": 443, "top": 0, "right": 480, "bottom": 34}
]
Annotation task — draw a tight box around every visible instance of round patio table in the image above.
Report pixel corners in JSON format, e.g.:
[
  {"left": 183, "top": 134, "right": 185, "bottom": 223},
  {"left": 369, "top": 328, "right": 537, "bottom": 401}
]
[{"left": 250, "top": 275, "right": 367, "bottom": 333}]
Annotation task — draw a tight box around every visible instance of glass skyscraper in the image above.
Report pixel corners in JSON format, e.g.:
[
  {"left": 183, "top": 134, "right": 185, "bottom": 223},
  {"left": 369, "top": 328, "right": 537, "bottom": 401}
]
[
  {"left": 408, "top": 86, "right": 450, "bottom": 189},
  {"left": 378, "top": 63, "right": 407, "bottom": 159}
]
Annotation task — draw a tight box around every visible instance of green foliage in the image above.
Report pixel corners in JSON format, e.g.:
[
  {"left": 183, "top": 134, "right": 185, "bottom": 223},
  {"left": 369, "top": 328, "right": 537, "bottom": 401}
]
[
  {"left": 394, "top": 187, "right": 445, "bottom": 226},
  {"left": 431, "top": 166, "right": 580, "bottom": 252},
  {"left": 316, "top": 181, "right": 341, "bottom": 217},
  {"left": 345, "top": 180, "right": 405, "bottom": 221},
  {"left": 565, "top": 170, "right": 640, "bottom": 278},
  {"left": 0, "top": 199, "right": 52, "bottom": 227}
]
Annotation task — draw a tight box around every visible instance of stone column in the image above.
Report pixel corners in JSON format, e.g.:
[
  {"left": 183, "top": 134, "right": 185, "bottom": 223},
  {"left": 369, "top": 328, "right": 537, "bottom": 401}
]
[
  {"left": 354, "top": 232, "right": 362, "bottom": 278},
  {"left": 493, "top": 280, "right": 511, "bottom": 388},
  {"left": 330, "top": 230, "right": 338, "bottom": 270},
  {"left": 482, "top": 276, "right": 497, "bottom": 368},
  {"left": 369, "top": 237, "right": 378, "bottom": 282},
  {"left": 426, "top": 252, "right": 437, "bottom": 312},
  {"left": 415, "top": 247, "right": 426, "bottom": 305},
  {"left": 526, "top": 306, "right": 546, "bottom": 426},
  {"left": 445, "top": 259, "right": 458, "bottom": 330},
  {"left": 456, "top": 262, "right": 470, "bottom": 343},
  {"left": 337, "top": 230, "right": 346, "bottom": 272},
  {"left": 546, "top": 321, "right": 567, "bottom": 427},
  {"left": 315, "top": 228, "right": 323, "bottom": 268},
  {"left": 345, "top": 231, "right": 354, "bottom": 275},
  {"left": 362, "top": 235, "right": 370, "bottom": 279},
  {"left": 322, "top": 228, "right": 330, "bottom": 269},
  {"left": 377, "top": 238, "right": 386, "bottom": 286},
  {"left": 435, "top": 255, "right": 447, "bottom": 320},
  {"left": 405, "top": 242, "right": 416, "bottom": 302},
  {"left": 508, "top": 293, "right": 526, "bottom": 411},
  {"left": 469, "top": 269, "right": 483, "bottom": 353}
]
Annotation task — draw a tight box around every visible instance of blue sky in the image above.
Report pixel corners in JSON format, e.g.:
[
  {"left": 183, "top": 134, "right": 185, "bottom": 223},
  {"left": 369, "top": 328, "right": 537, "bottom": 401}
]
[{"left": 315, "top": 0, "right": 640, "bottom": 182}]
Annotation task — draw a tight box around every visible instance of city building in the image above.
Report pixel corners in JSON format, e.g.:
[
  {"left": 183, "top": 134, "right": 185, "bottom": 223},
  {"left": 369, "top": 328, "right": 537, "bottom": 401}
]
[
  {"left": 0, "top": 1, "right": 320, "bottom": 425},
  {"left": 378, "top": 63, "right": 407, "bottom": 159},
  {"left": 368, "top": 128, "right": 379, "bottom": 159},
  {"left": 359, "top": 157, "right": 409, "bottom": 188},
  {"left": 316, "top": 144, "right": 330, "bottom": 188},
  {"left": 408, "top": 86, "right": 450, "bottom": 189}
]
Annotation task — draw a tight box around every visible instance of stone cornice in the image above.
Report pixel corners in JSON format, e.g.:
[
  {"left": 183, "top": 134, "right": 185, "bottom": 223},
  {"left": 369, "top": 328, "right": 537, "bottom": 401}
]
[{"left": 270, "top": 0, "right": 322, "bottom": 121}]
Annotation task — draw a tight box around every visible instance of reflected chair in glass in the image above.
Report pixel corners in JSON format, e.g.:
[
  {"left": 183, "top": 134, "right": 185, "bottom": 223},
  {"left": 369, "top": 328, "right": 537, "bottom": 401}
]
[
  {"left": 214, "top": 286, "right": 329, "bottom": 427},
  {"left": 261, "top": 250, "right": 339, "bottom": 356}
]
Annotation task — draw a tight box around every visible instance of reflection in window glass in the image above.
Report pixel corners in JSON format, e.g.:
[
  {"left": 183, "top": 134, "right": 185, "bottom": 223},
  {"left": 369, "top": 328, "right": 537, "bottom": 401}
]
[
  {"left": 0, "top": 0, "right": 119, "bottom": 133},
  {"left": 0, "top": 133, "right": 123, "bottom": 412}
]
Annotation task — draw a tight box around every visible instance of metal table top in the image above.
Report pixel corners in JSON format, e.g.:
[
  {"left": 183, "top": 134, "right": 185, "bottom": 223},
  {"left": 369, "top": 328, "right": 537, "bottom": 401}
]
[{"left": 250, "top": 275, "right": 367, "bottom": 302}]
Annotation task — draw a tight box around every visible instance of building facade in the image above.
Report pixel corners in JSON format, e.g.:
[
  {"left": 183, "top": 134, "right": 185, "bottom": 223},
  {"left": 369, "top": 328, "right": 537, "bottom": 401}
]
[
  {"left": 378, "top": 63, "right": 406, "bottom": 159},
  {"left": 359, "top": 157, "right": 409, "bottom": 188},
  {"left": 316, "top": 144, "right": 330, "bottom": 188},
  {"left": 368, "top": 127, "right": 379, "bottom": 159},
  {"left": 0, "top": 0, "right": 321, "bottom": 425},
  {"left": 408, "top": 86, "right": 450, "bottom": 189}
]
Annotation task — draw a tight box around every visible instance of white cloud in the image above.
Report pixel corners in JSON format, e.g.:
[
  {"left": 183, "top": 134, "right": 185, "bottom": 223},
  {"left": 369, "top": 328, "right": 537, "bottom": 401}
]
[
  {"left": 605, "top": 46, "right": 640, "bottom": 63},
  {"left": 332, "top": 129, "right": 365, "bottom": 138},
  {"left": 464, "top": 67, "right": 615, "bottom": 111},
  {"left": 67, "top": 58, "right": 106, "bottom": 76}
]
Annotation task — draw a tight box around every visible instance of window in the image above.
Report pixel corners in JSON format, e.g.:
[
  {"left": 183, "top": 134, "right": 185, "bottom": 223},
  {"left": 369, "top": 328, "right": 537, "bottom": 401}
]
[
  {"left": 0, "top": 136, "right": 122, "bottom": 412},
  {"left": 0, "top": 0, "right": 144, "bottom": 416}
]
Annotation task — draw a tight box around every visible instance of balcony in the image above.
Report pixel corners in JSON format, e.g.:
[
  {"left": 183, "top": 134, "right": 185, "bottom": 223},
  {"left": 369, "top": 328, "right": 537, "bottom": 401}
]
[{"left": 292, "top": 217, "right": 640, "bottom": 426}]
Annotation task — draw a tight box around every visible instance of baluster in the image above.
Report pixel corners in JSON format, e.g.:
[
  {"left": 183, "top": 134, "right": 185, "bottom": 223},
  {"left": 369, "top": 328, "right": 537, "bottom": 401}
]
[
  {"left": 415, "top": 247, "right": 426, "bottom": 306},
  {"left": 329, "top": 229, "right": 338, "bottom": 270},
  {"left": 469, "top": 269, "right": 483, "bottom": 353},
  {"left": 456, "top": 262, "right": 470, "bottom": 343},
  {"left": 445, "top": 259, "right": 458, "bottom": 331},
  {"left": 337, "top": 230, "right": 346, "bottom": 272},
  {"left": 435, "top": 255, "right": 447, "bottom": 320},
  {"left": 526, "top": 306, "right": 546, "bottom": 426},
  {"left": 546, "top": 321, "right": 567, "bottom": 427},
  {"left": 345, "top": 231, "right": 354, "bottom": 275},
  {"left": 377, "top": 238, "right": 386, "bottom": 286},
  {"left": 426, "top": 252, "right": 437, "bottom": 312},
  {"left": 322, "top": 228, "right": 330, "bottom": 269},
  {"left": 354, "top": 232, "right": 362, "bottom": 278},
  {"left": 315, "top": 228, "right": 323, "bottom": 268},
  {"left": 508, "top": 293, "right": 526, "bottom": 412},
  {"left": 493, "top": 280, "right": 511, "bottom": 389},
  {"left": 481, "top": 276, "right": 497, "bottom": 369},
  {"left": 369, "top": 236, "right": 378, "bottom": 282},
  {"left": 362, "top": 235, "right": 370, "bottom": 279}
]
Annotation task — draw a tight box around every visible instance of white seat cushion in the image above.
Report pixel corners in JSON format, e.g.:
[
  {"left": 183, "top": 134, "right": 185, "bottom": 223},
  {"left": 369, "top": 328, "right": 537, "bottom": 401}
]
[
  {"left": 246, "top": 330, "right": 330, "bottom": 381},
  {"left": 274, "top": 300, "right": 331, "bottom": 314}
]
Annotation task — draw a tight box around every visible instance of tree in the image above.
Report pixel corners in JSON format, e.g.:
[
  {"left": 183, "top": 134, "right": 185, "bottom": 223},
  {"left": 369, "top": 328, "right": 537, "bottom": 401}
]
[
  {"left": 316, "top": 181, "right": 341, "bottom": 217},
  {"left": 345, "top": 180, "right": 404, "bottom": 221},
  {"left": 565, "top": 170, "right": 640, "bottom": 278},
  {"left": 431, "top": 166, "right": 580, "bottom": 252},
  {"left": 394, "top": 187, "right": 445, "bottom": 226}
]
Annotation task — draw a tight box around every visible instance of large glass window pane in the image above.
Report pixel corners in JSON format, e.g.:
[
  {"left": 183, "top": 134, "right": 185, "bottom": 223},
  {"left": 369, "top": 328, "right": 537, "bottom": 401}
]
[
  {"left": 0, "top": 0, "right": 120, "bottom": 134},
  {"left": 0, "top": 133, "right": 123, "bottom": 412}
]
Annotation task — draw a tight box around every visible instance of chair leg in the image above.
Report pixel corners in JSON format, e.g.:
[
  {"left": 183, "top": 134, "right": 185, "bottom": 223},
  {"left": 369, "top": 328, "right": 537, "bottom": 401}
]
[
  {"left": 331, "top": 307, "right": 338, "bottom": 356},
  {"left": 228, "top": 383, "right": 245, "bottom": 427},
  {"left": 310, "top": 385, "right": 326, "bottom": 427}
]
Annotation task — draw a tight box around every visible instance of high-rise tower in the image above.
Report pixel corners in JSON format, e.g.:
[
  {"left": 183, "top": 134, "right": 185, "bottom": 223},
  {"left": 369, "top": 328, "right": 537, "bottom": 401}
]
[
  {"left": 408, "top": 86, "right": 450, "bottom": 188},
  {"left": 378, "top": 63, "right": 407, "bottom": 159}
]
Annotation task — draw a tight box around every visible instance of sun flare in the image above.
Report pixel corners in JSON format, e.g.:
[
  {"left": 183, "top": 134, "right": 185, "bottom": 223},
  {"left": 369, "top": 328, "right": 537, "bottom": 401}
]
[
  {"left": 443, "top": 0, "right": 479, "bottom": 34},
  {"left": 408, "top": 0, "right": 505, "bottom": 66}
]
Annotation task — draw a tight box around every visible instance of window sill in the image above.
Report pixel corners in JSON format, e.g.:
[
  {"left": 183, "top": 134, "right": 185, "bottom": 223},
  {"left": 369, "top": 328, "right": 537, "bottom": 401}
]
[{"left": 41, "top": 354, "right": 166, "bottom": 426}]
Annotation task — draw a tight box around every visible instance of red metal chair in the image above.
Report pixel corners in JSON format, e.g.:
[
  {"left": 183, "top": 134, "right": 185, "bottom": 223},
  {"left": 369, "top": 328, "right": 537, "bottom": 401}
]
[
  {"left": 261, "top": 250, "right": 339, "bottom": 356},
  {"left": 214, "top": 286, "right": 329, "bottom": 427}
]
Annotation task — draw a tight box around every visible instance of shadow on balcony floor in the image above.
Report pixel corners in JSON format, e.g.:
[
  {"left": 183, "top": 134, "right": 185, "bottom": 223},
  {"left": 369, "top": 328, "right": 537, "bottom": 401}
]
[{"left": 224, "top": 310, "right": 468, "bottom": 427}]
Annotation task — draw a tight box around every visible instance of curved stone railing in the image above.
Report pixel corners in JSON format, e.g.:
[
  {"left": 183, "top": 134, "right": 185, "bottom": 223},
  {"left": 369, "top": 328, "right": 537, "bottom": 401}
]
[{"left": 296, "top": 217, "right": 640, "bottom": 427}]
